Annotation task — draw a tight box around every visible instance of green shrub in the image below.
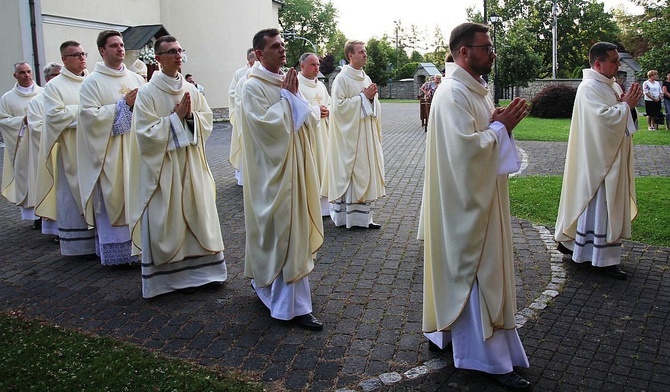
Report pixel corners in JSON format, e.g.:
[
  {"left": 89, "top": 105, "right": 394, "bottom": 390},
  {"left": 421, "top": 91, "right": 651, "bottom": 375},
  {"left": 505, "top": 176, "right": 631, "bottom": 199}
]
[{"left": 529, "top": 84, "right": 577, "bottom": 118}]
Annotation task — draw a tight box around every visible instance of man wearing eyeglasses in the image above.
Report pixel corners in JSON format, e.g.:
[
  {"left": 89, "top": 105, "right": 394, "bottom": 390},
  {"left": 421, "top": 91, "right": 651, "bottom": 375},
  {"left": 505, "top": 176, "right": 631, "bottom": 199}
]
[
  {"left": 77, "top": 30, "right": 144, "bottom": 266},
  {"left": 128, "top": 35, "right": 226, "bottom": 298},
  {"left": 0, "top": 62, "right": 43, "bottom": 229},
  {"left": 418, "top": 22, "right": 532, "bottom": 391},
  {"left": 37, "top": 40, "right": 97, "bottom": 257}
]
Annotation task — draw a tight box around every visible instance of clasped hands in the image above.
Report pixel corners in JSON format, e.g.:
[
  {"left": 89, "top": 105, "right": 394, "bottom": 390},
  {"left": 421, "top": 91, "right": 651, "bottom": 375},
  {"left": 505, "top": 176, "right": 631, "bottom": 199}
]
[
  {"left": 623, "top": 83, "right": 643, "bottom": 108},
  {"left": 491, "top": 97, "right": 529, "bottom": 134},
  {"left": 174, "top": 92, "right": 193, "bottom": 120}
]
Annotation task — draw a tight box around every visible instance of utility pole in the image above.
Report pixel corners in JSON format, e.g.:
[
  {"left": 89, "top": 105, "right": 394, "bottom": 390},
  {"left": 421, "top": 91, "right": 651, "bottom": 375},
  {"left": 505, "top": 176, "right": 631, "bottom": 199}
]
[{"left": 552, "top": 0, "right": 558, "bottom": 79}]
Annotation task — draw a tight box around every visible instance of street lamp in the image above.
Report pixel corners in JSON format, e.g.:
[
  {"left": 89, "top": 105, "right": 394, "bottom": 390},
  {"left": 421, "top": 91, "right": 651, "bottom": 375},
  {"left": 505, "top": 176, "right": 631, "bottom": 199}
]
[{"left": 489, "top": 13, "right": 502, "bottom": 106}]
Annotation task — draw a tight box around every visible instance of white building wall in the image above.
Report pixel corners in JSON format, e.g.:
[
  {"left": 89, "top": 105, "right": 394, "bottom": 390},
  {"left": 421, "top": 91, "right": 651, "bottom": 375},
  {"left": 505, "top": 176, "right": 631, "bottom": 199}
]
[
  {"left": 160, "top": 0, "right": 281, "bottom": 108},
  {"left": 0, "top": 1, "right": 34, "bottom": 93},
  {"left": 1, "top": 0, "right": 281, "bottom": 109}
]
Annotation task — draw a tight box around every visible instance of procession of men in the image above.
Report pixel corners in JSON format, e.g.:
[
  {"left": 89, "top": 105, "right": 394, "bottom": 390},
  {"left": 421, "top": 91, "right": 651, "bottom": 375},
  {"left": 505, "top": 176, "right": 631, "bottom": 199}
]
[{"left": 2, "top": 21, "right": 650, "bottom": 391}]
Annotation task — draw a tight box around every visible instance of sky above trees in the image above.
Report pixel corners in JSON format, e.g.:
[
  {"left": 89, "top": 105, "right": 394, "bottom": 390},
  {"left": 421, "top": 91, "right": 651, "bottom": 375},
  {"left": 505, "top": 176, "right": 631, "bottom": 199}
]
[{"left": 332, "top": 0, "right": 642, "bottom": 45}]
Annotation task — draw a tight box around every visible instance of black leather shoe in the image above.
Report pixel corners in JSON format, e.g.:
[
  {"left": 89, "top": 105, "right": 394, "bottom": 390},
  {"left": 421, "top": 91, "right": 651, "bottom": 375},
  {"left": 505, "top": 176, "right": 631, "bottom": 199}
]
[
  {"left": 293, "top": 313, "right": 323, "bottom": 331},
  {"left": 492, "top": 371, "right": 532, "bottom": 391},
  {"left": 368, "top": 223, "right": 381, "bottom": 229},
  {"left": 557, "top": 242, "right": 573, "bottom": 256},
  {"left": 428, "top": 341, "right": 451, "bottom": 353},
  {"left": 602, "top": 265, "right": 627, "bottom": 280}
]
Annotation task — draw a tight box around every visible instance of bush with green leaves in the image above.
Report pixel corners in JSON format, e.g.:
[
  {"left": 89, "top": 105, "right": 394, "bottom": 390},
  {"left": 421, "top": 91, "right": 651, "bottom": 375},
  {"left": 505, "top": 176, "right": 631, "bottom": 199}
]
[{"left": 529, "top": 84, "right": 577, "bottom": 118}]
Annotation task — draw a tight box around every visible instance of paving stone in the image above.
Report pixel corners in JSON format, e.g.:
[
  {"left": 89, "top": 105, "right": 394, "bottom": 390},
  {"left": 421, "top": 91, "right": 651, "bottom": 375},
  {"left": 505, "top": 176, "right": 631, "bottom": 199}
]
[{"left": 0, "top": 103, "right": 668, "bottom": 391}]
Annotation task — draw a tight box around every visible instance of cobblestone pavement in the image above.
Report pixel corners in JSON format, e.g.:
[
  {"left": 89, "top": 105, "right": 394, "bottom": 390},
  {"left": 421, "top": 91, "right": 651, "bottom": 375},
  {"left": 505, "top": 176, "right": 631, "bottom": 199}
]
[{"left": 0, "top": 102, "right": 668, "bottom": 391}]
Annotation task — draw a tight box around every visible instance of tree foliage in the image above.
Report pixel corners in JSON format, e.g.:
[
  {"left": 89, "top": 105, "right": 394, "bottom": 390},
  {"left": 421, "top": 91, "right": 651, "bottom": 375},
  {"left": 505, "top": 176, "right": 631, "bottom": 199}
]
[
  {"left": 279, "top": 0, "right": 339, "bottom": 67},
  {"left": 502, "top": 0, "right": 618, "bottom": 78},
  {"left": 496, "top": 19, "right": 543, "bottom": 91},
  {"left": 469, "top": 0, "right": 619, "bottom": 79},
  {"left": 364, "top": 38, "right": 393, "bottom": 86},
  {"left": 617, "top": 0, "right": 670, "bottom": 75}
]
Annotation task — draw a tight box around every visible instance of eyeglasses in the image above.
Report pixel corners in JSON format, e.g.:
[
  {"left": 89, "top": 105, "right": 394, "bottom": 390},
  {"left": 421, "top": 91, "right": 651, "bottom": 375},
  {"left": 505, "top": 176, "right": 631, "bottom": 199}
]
[
  {"left": 157, "top": 49, "right": 186, "bottom": 56},
  {"left": 63, "top": 52, "right": 88, "bottom": 59},
  {"left": 466, "top": 45, "right": 495, "bottom": 55}
]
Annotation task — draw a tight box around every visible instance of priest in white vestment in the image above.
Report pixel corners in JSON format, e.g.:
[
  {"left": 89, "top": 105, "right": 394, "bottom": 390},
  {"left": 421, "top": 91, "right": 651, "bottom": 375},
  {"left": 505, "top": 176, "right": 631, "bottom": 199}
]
[
  {"left": 39, "top": 41, "right": 96, "bottom": 256},
  {"left": 555, "top": 42, "right": 641, "bottom": 280},
  {"left": 228, "top": 48, "right": 256, "bottom": 186},
  {"left": 128, "top": 35, "right": 226, "bottom": 298},
  {"left": 298, "top": 52, "right": 331, "bottom": 216},
  {"left": 323, "top": 40, "right": 385, "bottom": 229},
  {"left": 418, "top": 23, "right": 531, "bottom": 391},
  {"left": 241, "top": 28, "right": 324, "bottom": 331},
  {"left": 78, "top": 31, "right": 144, "bottom": 266},
  {"left": 27, "top": 62, "right": 62, "bottom": 236},
  {"left": 0, "top": 62, "right": 43, "bottom": 227}
]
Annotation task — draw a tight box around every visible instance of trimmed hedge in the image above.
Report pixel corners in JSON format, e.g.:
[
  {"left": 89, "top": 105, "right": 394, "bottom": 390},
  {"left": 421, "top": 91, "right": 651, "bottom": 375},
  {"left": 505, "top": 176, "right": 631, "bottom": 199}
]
[{"left": 529, "top": 84, "right": 577, "bottom": 118}]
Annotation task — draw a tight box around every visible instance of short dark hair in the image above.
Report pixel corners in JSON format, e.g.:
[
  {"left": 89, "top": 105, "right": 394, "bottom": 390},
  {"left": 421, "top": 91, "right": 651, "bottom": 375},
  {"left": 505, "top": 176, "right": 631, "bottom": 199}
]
[
  {"left": 589, "top": 42, "right": 618, "bottom": 67},
  {"left": 184, "top": 73, "right": 192, "bottom": 78},
  {"left": 252, "top": 28, "right": 280, "bottom": 51},
  {"left": 59, "top": 40, "right": 81, "bottom": 55},
  {"left": 154, "top": 35, "right": 177, "bottom": 53},
  {"left": 448, "top": 22, "right": 489, "bottom": 59},
  {"left": 96, "top": 30, "right": 121, "bottom": 49}
]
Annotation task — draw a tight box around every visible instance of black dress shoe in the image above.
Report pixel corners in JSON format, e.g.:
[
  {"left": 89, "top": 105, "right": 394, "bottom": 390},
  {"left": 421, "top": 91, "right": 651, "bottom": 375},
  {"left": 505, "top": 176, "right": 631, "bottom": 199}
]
[
  {"left": 293, "top": 313, "right": 323, "bottom": 331},
  {"left": 557, "top": 242, "right": 573, "bottom": 256},
  {"left": 602, "top": 265, "right": 627, "bottom": 280},
  {"left": 492, "top": 371, "right": 532, "bottom": 391},
  {"left": 428, "top": 340, "right": 451, "bottom": 353},
  {"left": 368, "top": 223, "right": 381, "bottom": 229}
]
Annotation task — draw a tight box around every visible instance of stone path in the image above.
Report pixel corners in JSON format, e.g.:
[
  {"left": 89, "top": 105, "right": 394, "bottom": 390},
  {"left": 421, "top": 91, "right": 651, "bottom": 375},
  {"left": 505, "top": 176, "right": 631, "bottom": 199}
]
[{"left": 0, "top": 102, "right": 668, "bottom": 391}]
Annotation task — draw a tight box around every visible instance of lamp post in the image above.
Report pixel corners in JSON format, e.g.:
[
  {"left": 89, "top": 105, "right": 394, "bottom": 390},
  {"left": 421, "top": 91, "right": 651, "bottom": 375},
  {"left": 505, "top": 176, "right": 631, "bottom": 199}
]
[{"left": 489, "top": 13, "right": 502, "bottom": 106}]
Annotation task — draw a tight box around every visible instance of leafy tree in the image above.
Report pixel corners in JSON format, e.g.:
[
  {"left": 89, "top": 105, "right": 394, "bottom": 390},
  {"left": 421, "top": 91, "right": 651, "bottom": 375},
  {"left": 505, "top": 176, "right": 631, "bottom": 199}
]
[
  {"left": 409, "top": 51, "right": 424, "bottom": 63},
  {"left": 618, "top": 0, "right": 670, "bottom": 75},
  {"left": 496, "top": 19, "right": 543, "bottom": 94},
  {"left": 279, "top": 0, "right": 339, "bottom": 66},
  {"left": 324, "top": 29, "right": 349, "bottom": 66},
  {"left": 470, "top": 0, "right": 619, "bottom": 79},
  {"left": 396, "top": 62, "right": 420, "bottom": 80},
  {"left": 424, "top": 25, "right": 448, "bottom": 68},
  {"left": 320, "top": 53, "right": 336, "bottom": 76},
  {"left": 364, "top": 38, "right": 393, "bottom": 86}
]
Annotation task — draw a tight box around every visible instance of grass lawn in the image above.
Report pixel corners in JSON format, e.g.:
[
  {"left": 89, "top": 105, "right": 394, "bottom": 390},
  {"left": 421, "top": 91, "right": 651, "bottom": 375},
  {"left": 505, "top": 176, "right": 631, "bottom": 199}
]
[
  {"left": 0, "top": 311, "right": 263, "bottom": 392},
  {"left": 494, "top": 99, "right": 670, "bottom": 145},
  {"left": 509, "top": 176, "right": 670, "bottom": 247}
]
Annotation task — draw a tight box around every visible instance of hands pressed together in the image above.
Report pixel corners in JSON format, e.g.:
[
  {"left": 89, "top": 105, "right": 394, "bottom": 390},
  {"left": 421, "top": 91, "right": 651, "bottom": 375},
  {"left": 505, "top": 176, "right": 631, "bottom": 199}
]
[
  {"left": 362, "top": 83, "right": 377, "bottom": 100},
  {"left": 282, "top": 67, "right": 299, "bottom": 95},
  {"left": 491, "top": 97, "right": 529, "bottom": 134},
  {"left": 174, "top": 91, "right": 193, "bottom": 120},
  {"left": 622, "top": 83, "right": 643, "bottom": 108}
]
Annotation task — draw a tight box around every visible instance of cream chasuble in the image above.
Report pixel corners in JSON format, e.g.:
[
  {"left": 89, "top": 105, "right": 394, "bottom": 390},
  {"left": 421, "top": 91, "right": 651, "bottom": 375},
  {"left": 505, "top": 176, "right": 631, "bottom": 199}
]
[
  {"left": 323, "top": 65, "right": 385, "bottom": 202},
  {"left": 128, "top": 71, "right": 224, "bottom": 265},
  {"left": 27, "top": 94, "right": 46, "bottom": 210},
  {"left": 227, "top": 64, "right": 249, "bottom": 172},
  {"left": 78, "top": 62, "right": 144, "bottom": 227},
  {"left": 240, "top": 66, "right": 324, "bottom": 288},
  {"left": 418, "top": 63, "right": 518, "bottom": 340},
  {"left": 37, "top": 68, "right": 88, "bottom": 216},
  {"left": 0, "top": 83, "right": 43, "bottom": 205},
  {"left": 298, "top": 72, "right": 331, "bottom": 184},
  {"left": 555, "top": 69, "right": 637, "bottom": 245},
  {"left": 230, "top": 64, "right": 260, "bottom": 174}
]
